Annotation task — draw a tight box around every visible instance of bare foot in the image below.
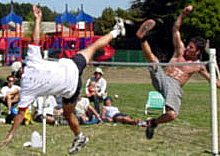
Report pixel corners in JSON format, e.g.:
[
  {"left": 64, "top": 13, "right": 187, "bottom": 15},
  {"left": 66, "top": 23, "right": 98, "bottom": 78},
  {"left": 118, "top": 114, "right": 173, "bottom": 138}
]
[{"left": 136, "top": 19, "right": 156, "bottom": 39}]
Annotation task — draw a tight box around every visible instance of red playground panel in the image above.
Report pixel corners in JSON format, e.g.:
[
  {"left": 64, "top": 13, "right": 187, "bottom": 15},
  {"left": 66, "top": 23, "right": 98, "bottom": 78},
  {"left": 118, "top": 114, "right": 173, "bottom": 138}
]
[{"left": 96, "top": 45, "right": 115, "bottom": 61}]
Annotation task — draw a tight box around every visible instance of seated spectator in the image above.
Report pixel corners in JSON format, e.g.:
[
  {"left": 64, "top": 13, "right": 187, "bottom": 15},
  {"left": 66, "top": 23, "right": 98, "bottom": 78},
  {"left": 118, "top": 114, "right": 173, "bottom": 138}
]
[
  {"left": 101, "top": 97, "right": 140, "bottom": 125},
  {"left": 85, "top": 67, "right": 107, "bottom": 114},
  {"left": 33, "top": 95, "right": 58, "bottom": 125},
  {"left": 0, "top": 75, "right": 20, "bottom": 114},
  {"left": 53, "top": 95, "right": 66, "bottom": 126},
  {"left": 74, "top": 95, "right": 102, "bottom": 125}
]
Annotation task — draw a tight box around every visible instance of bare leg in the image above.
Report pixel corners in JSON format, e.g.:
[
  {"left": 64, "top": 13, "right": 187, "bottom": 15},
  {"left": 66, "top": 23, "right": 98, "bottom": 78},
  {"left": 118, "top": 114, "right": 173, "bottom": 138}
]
[
  {"left": 146, "top": 107, "right": 178, "bottom": 139},
  {"left": 155, "top": 107, "right": 178, "bottom": 124},
  {"left": 11, "top": 94, "right": 20, "bottom": 104},
  {"left": 6, "top": 95, "right": 12, "bottom": 113},
  {"left": 117, "top": 116, "right": 140, "bottom": 125},
  {"left": 79, "top": 18, "right": 125, "bottom": 63},
  {"left": 79, "top": 33, "right": 114, "bottom": 63},
  {"left": 6, "top": 94, "right": 20, "bottom": 113},
  {"left": 63, "top": 104, "right": 80, "bottom": 135}
]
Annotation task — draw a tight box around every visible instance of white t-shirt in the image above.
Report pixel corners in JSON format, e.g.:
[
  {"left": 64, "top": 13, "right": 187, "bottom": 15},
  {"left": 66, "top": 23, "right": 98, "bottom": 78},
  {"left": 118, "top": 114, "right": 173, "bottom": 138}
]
[
  {"left": 75, "top": 97, "right": 90, "bottom": 118},
  {"left": 18, "top": 44, "right": 79, "bottom": 108},
  {"left": 1, "top": 85, "right": 21, "bottom": 97},
  {"left": 33, "top": 95, "right": 57, "bottom": 116},
  {"left": 104, "top": 106, "right": 119, "bottom": 118}
]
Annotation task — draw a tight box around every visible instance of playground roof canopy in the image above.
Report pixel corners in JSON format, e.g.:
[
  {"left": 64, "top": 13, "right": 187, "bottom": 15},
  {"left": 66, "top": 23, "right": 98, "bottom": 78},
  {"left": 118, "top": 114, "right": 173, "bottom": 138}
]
[
  {"left": 74, "top": 11, "right": 94, "bottom": 23},
  {"left": 54, "top": 4, "right": 94, "bottom": 24},
  {"left": 1, "top": 11, "right": 22, "bottom": 25},
  {"left": 54, "top": 12, "right": 76, "bottom": 24}
]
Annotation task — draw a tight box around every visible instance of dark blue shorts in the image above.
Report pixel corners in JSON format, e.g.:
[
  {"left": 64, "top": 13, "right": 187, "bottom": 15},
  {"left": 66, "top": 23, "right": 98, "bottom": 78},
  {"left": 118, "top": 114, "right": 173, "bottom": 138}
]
[
  {"left": 112, "top": 113, "right": 128, "bottom": 123},
  {"left": 62, "top": 54, "right": 87, "bottom": 104}
]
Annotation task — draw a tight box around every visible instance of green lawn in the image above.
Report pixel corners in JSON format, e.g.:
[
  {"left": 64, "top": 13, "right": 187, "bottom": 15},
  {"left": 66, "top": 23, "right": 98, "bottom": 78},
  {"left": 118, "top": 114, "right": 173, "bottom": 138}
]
[{"left": 0, "top": 82, "right": 219, "bottom": 156}]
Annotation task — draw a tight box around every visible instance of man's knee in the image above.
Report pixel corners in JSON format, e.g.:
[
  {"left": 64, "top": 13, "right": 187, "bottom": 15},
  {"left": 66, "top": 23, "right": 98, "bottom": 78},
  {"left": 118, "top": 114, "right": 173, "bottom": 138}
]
[
  {"left": 6, "top": 94, "right": 11, "bottom": 100},
  {"left": 167, "top": 110, "right": 178, "bottom": 121}
]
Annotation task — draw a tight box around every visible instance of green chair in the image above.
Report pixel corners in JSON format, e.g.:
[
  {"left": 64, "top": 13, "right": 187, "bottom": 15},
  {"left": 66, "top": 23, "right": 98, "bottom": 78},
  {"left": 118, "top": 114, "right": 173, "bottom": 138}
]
[{"left": 145, "top": 91, "right": 165, "bottom": 115}]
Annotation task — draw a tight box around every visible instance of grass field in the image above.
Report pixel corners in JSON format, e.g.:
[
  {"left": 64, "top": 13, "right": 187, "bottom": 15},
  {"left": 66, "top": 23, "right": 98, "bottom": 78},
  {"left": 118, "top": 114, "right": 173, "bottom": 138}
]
[{"left": 0, "top": 81, "right": 219, "bottom": 156}]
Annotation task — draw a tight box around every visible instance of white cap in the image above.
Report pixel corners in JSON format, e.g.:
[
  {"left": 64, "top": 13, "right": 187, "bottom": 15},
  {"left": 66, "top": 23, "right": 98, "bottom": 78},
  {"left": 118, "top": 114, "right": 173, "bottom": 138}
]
[
  {"left": 94, "top": 67, "right": 103, "bottom": 75},
  {"left": 11, "top": 61, "right": 22, "bottom": 72}
]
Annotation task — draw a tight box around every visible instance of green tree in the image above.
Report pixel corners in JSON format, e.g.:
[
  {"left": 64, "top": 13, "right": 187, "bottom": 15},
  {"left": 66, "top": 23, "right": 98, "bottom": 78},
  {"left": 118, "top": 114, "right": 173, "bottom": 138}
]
[
  {"left": 95, "top": 7, "right": 115, "bottom": 35},
  {"left": 128, "top": 0, "right": 220, "bottom": 62},
  {"left": 0, "top": 2, "right": 57, "bottom": 21},
  {"left": 41, "top": 6, "right": 57, "bottom": 21}
]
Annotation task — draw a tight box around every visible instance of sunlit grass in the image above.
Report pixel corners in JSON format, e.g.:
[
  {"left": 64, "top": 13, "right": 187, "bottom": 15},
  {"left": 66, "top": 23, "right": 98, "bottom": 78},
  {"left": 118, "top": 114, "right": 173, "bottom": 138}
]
[{"left": 0, "top": 82, "right": 219, "bottom": 156}]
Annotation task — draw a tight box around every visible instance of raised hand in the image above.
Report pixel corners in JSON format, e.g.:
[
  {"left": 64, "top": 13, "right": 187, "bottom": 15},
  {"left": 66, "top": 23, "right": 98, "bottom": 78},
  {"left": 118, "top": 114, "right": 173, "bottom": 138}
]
[
  {"left": 182, "top": 5, "right": 193, "bottom": 15},
  {"left": 32, "top": 5, "right": 42, "bottom": 21}
]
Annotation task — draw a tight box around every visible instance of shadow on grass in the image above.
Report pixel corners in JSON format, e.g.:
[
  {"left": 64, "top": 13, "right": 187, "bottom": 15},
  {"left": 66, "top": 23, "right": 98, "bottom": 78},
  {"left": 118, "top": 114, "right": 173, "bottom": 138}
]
[{"left": 203, "top": 150, "right": 220, "bottom": 155}]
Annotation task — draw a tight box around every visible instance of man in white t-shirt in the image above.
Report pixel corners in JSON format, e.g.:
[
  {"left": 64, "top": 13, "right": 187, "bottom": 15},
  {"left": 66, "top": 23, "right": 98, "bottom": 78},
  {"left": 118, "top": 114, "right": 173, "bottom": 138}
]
[
  {"left": 75, "top": 95, "right": 102, "bottom": 125},
  {"left": 1, "top": 5, "right": 126, "bottom": 154},
  {"left": 85, "top": 67, "right": 107, "bottom": 114},
  {"left": 0, "top": 75, "right": 20, "bottom": 114},
  {"left": 33, "top": 95, "right": 57, "bottom": 125}
]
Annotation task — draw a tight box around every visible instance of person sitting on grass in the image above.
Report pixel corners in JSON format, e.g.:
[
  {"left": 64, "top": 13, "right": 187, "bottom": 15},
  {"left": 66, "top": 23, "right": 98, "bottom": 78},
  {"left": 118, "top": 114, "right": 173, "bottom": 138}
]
[
  {"left": 74, "top": 95, "right": 102, "bottom": 125},
  {"left": 32, "top": 95, "right": 58, "bottom": 125},
  {"left": 0, "top": 75, "right": 20, "bottom": 115},
  {"left": 101, "top": 97, "right": 140, "bottom": 125}
]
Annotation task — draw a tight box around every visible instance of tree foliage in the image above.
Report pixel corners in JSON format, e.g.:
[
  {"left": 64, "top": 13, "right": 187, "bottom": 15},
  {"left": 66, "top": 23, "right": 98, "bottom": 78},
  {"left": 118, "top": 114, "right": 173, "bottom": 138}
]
[
  {"left": 95, "top": 7, "right": 116, "bottom": 35},
  {"left": 0, "top": 2, "right": 57, "bottom": 21},
  {"left": 128, "top": 0, "right": 220, "bottom": 62}
]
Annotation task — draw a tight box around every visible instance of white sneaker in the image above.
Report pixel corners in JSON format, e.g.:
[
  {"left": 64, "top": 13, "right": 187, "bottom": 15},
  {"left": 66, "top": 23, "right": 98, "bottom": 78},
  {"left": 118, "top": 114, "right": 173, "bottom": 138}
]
[
  {"left": 68, "top": 134, "right": 89, "bottom": 154},
  {"left": 114, "top": 17, "right": 126, "bottom": 36},
  {"left": 137, "top": 121, "right": 147, "bottom": 127}
]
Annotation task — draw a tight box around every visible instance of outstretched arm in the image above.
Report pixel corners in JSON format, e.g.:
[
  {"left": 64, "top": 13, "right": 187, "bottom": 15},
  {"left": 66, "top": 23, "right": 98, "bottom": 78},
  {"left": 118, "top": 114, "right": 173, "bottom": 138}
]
[
  {"left": 32, "top": 5, "right": 42, "bottom": 44},
  {"left": 172, "top": 5, "right": 193, "bottom": 56},
  {"left": 199, "top": 66, "right": 220, "bottom": 88},
  {"left": 0, "top": 109, "right": 26, "bottom": 146},
  {"left": 87, "top": 105, "right": 102, "bottom": 122}
]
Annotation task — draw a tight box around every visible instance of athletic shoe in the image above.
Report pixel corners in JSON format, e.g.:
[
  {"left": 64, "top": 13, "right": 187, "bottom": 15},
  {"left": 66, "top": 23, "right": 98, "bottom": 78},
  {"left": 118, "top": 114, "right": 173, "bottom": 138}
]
[
  {"left": 114, "top": 17, "right": 126, "bottom": 36},
  {"left": 68, "top": 134, "right": 89, "bottom": 154},
  {"left": 136, "top": 19, "right": 156, "bottom": 39},
  {"left": 145, "top": 118, "right": 158, "bottom": 139}
]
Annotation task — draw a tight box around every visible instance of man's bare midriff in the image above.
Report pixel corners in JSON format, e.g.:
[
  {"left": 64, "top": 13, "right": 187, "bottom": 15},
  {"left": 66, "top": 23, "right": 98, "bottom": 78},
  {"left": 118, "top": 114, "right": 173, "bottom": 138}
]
[
  {"left": 165, "top": 58, "right": 201, "bottom": 87},
  {"left": 165, "top": 67, "right": 191, "bottom": 87}
]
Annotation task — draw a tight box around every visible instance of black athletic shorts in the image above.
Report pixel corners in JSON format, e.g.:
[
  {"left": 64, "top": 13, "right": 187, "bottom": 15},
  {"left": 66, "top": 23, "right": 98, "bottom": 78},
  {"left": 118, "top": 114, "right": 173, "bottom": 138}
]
[{"left": 62, "top": 54, "right": 87, "bottom": 104}]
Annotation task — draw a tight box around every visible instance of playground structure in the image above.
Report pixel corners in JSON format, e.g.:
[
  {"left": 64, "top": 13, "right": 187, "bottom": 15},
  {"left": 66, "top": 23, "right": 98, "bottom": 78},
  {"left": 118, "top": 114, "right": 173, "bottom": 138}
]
[
  {"left": 0, "top": 3, "right": 115, "bottom": 65},
  {"left": 0, "top": 2, "right": 22, "bottom": 65},
  {"left": 45, "top": 4, "right": 115, "bottom": 60}
]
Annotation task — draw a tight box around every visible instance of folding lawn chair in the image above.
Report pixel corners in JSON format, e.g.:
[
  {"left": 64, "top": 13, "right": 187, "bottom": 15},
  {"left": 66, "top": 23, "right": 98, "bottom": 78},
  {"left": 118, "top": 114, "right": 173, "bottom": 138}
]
[{"left": 145, "top": 91, "right": 166, "bottom": 115}]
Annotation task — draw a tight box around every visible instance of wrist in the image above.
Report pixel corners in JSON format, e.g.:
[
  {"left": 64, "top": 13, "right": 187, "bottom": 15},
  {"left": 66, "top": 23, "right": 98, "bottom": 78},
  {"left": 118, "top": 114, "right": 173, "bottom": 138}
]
[{"left": 35, "top": 19, "right": 41, "bottom": 23}]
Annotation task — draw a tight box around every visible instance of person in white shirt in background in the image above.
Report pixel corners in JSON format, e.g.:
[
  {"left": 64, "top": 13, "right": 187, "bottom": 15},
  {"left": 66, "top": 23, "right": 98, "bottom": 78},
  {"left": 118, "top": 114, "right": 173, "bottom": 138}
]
[
  {"left": 85, "top": 67, "right": 107, "bottom": 114},
  {"left": 0, "top": 75, "right": 20, "bottom": 114},
  {"left": 101, "top": 97, "right": 140, "bottom": 125},
  {"left": 74, "top": 95, "right": 102, "bottom": 125},
  {"left": 33, "top": 95, "right": 57, "bottom": 125},
  {"left": 0, "top": 5, "right": 126, "bottom": 154}
]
